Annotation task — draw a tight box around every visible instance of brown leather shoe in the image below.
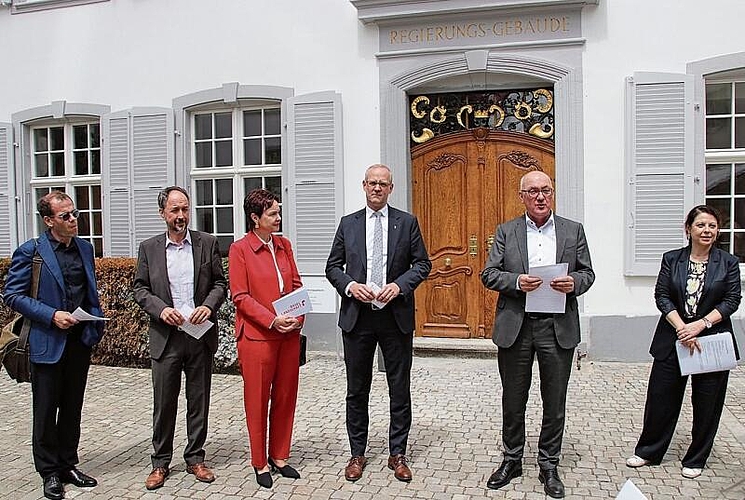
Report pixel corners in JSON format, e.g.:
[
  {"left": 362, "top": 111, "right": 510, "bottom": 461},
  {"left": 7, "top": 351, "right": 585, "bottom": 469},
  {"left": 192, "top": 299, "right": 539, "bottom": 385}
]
[
  {"left": 344, "top": 456, "right": 367, "bottom": 481},
  {"left": 145, "top": 467, "right": 169, "bottom": 490},
  {"left": 186, "top": 463, "right": 216, "bottom": 483},
  {"left": 388, "top": 454, "right": 412, "bottom": 482}
]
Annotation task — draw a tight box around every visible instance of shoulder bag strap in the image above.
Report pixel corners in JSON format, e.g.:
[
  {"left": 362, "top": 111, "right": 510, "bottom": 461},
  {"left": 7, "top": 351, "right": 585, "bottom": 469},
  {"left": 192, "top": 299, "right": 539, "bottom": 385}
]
[{"left": 18, "top": 240, "right": 41, "bottom": 350}]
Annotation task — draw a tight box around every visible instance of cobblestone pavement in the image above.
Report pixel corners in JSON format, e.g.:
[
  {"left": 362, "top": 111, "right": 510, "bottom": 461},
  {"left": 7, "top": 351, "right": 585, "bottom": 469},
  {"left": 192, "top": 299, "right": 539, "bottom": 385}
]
[{"left": 1, "top": 354, "right": 743, "bottom": 499}]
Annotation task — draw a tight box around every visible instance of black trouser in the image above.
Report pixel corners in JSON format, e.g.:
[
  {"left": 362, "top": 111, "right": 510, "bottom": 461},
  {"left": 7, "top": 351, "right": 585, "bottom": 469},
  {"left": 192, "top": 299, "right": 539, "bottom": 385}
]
[
  {"left": 634, "top": 352, "right": 729, "bottom": 468},
  {"left": 343, "top": 306, "right": 413, "bottom": 457},
  {"left": 497, "top": 316, "right": 574, "bottom": 470},
  {"left": 30, "top": 331, "right": 92, "bottom": 479},
  {"left": 151, "top": 330, "right": 213, "bottom": 468}
]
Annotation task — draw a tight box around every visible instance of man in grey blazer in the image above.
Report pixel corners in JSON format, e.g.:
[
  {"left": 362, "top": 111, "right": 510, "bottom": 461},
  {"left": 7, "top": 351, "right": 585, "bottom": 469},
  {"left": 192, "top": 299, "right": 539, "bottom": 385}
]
[
  {"left": 326, "top": 164, "right": 431, "bottom": 483},
  {"left": 481, "top": 171, "right": 594, "bottom": 499},
  {"left": 133, "top": 186, "right": 226, "bottom": 491}
]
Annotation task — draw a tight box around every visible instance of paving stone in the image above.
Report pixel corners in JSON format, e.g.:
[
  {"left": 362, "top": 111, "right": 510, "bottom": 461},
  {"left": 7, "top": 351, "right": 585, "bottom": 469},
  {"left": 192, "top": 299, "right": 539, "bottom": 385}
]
[{"left": 0, "top": 356, "right": 744, "bottom": 498}]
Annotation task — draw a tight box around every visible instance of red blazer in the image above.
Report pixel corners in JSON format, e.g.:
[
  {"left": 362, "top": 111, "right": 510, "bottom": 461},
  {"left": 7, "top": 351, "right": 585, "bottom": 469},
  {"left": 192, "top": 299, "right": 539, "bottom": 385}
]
[{"left": 229, "top": 232, "right": 304, "bottom": 341}]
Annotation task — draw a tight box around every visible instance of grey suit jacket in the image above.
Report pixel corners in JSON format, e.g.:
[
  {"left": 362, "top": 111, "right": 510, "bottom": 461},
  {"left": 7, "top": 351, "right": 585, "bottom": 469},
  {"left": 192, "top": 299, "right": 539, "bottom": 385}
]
[
  {"left": 133, "top": 230, "right": 227, "bottom": 360},
  {"left": 481, "top": 214, "right": 595, "bottom": 349},
  {"left": 325, "top": 206, "right": 431, "bottom": 334}
]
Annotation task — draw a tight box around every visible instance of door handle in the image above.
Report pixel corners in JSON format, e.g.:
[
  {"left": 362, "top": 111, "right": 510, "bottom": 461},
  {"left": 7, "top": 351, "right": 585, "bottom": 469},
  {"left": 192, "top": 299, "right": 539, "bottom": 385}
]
[
  {"left": 486, "top": 234, "right": 494, "bottom": 252},
  {"left": 444, "top": 257, "right": 452, "bottom": 268},
  {"left": 469, "top": 235, "right": 477, "bottom": 256}
]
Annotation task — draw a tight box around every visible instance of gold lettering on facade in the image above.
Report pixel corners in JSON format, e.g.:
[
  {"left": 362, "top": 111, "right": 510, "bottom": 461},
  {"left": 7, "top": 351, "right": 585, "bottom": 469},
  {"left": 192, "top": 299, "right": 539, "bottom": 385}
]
[{"left": 388, "top": 16, "right": 572, "bottom": 45}]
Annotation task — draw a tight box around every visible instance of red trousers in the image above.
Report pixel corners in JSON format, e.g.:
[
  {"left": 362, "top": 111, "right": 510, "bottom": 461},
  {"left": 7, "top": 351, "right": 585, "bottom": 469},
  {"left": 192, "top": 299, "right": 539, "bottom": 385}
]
[{"left": 237, "top": 334, "right": 300, "bottom": 468}]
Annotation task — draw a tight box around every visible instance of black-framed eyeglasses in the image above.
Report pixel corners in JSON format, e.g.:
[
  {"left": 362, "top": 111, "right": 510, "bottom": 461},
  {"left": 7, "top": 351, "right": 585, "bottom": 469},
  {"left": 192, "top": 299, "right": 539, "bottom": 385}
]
[
  {"left": 365, "top": 180, "right": 391, "bottom": 188},
  {"left": 519, "top": 188, "right": 554, "bottom": 198},
  {"left": 52, "top": 209, "right": 80, "bottom": 221}
]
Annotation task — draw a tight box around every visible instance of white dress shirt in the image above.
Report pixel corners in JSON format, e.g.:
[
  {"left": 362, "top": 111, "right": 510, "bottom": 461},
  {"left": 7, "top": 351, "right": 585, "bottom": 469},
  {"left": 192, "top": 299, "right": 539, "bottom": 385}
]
[
  {"left": 165, "top": 230, "right": 195, "bottom": 311},
  {"left": 526, "top": 212, "right": 557, "bottom": 267},
  {"left": 365, "top": 204, "right": 389, "bottom": 285}
]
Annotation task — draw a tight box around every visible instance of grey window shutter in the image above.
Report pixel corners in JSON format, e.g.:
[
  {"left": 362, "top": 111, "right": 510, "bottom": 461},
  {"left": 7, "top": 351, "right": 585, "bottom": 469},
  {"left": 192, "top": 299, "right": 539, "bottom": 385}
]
[
  {"left": 625, "top": 72, "right": 693, "bottom": 276},
  {"left": 102, "top": 108, "right": 174, "bottom": 256},
  {"left": 286, "top": 92, "right": 344, "bottom": 275},
  {"left": 0, "top": 123, "right": 13, "bottom": 256}
]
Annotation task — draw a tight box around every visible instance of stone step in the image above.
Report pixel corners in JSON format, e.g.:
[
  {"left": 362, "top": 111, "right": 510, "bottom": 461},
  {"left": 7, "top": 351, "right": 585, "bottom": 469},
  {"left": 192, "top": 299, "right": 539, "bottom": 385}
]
[{"left": 413, "top": 337, "right": 497, "bottom": 359}]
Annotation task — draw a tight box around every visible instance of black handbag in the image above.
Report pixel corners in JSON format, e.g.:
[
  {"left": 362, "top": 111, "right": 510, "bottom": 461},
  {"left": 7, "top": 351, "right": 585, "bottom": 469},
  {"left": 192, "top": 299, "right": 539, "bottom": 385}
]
[
  {"left": 1, "top": 249, "right": 42, "bottom": 383},
  {"left": 299, "top": 333, "right": 307, "bottom": 367}
]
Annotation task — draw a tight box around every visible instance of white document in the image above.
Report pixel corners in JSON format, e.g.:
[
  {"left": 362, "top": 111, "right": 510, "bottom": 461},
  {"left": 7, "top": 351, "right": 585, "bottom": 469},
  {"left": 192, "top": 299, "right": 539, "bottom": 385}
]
[
  {"left": 366, "top": 282, "right": 388, "bottom": 310},
  {"left": 176, "top": 306, "right": 213, "bottom": 340},
  {"left": 272, "top": 287, "right": 313, "bottom": 317},
  {"left": 615, "top": 479, "right": 648, "bottom": 500},
  {"left": 525, "top": 263, "right": 569, "bottom": 313},
  {"left": 71, "top": 307, "right": 109, "bottom": 321},
  {"left": 676, "top": 331, "right": 737, "bottom": 376}
]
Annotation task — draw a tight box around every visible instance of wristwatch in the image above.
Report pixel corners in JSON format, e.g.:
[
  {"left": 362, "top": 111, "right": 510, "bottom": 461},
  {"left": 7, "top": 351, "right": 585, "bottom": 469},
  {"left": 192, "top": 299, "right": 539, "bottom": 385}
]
[{"left": 702, "top": 317, "right": 712, "bottom": 329}]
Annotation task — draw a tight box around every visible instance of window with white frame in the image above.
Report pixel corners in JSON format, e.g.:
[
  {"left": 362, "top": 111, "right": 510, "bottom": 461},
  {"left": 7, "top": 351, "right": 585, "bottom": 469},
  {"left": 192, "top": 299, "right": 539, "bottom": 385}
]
[
  {"left": 190, "top": 105, "right": 283, "bottom": 256},
  {"left": 30, "top": 121, "right": 103, "bottom": 256},
  {"left": 705, "top": 80, "right": 745, "bottom": 262}
]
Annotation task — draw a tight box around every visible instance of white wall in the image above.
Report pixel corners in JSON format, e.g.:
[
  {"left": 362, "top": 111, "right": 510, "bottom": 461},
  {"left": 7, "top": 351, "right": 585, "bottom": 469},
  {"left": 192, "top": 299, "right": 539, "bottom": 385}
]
[
  {"left": 581, "top": 0, "right": 745, "bottom": 316},
  {"left": 0, "top": 0, "right": 381, "bottom": 206},
  {"left": 2, "top": 0, "right": 743, "bottom": 323}
]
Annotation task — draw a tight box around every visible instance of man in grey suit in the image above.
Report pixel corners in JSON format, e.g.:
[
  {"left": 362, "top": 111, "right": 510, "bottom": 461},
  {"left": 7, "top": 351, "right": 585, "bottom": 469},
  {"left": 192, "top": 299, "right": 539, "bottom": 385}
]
[
  {"left": 133, "top": 186, "right": 227, "bottom": 491},
  {"left": 326, "top": 164, "right": 431, "bottom": 483},
  {"left": 481, "top": 171, "right": 594, "bottom": 499}
]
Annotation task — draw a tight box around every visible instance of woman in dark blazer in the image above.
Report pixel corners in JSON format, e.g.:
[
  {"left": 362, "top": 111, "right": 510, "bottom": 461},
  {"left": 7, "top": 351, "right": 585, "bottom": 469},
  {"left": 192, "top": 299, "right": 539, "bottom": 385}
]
[
  {"left": 228, "top": 189, "right": 304, "bottom": 488},
  {"left": 626, "top": 205, "right": 741, "bottom": 479}
]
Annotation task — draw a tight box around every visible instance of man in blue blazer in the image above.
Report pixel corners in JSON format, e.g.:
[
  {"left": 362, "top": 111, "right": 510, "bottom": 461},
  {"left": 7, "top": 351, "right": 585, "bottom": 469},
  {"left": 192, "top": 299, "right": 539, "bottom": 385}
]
[
  {"left": 481, "top": 171, "right": 594, "bottom": 499},
  {"left": 4, "top": 191, "right": 105, "bottom": 500},
  {"left": 326, "top": 164, "right": 431, "bottom": 483}
]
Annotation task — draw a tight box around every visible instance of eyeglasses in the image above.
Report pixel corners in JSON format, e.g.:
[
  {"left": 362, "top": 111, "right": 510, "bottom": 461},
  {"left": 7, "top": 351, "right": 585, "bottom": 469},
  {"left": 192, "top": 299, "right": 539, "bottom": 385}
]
[
  {"left": 520, "top": 188, "right": 554, "bottom": 198},
  {"left": 365, "top": 180, "right": 391, "bottom": 188},
  {"left": 52, "top": 209, "right": 80, "bottom": 221}
]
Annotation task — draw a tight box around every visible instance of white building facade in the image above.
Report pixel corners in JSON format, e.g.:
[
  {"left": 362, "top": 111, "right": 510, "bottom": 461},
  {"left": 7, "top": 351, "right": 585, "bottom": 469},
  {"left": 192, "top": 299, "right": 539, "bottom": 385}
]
[{"left": 1, "top": 0, "right": 743, "bottom": 360}]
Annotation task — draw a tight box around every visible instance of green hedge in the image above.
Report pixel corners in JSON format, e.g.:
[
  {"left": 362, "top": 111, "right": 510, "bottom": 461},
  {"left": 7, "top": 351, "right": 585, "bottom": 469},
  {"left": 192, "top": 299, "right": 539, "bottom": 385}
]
[{"left": 0, "top": 257, "right": 239, "bottom": 374}]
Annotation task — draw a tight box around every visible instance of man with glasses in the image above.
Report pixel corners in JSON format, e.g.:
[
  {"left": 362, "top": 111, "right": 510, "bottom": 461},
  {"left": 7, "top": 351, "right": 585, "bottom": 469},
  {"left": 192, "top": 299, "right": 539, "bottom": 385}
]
[
  {"left": 4, "top": 191, "right": 105, "bottom": 500},
  {"left": 326, "top": 164, "right": 431, "bottom": 483},
  {"left": 481, "top": 171, "right": 594, "bottom": 498},
  {"left": 133, "top": 186, "right": 226, "bottom": 491}
]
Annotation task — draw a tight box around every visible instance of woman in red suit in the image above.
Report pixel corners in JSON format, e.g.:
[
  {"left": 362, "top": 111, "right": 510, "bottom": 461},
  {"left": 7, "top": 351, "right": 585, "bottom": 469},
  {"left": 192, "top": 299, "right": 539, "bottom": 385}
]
[{"left": 229, "top": 189, "right": 304, "bottom": 488}]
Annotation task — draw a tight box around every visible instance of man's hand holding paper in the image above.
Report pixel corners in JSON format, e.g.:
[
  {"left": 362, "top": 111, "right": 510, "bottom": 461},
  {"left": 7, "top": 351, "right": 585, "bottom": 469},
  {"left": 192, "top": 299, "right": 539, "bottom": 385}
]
[{"left": 525, "top": 263, "right": 569, "bottom": 313}]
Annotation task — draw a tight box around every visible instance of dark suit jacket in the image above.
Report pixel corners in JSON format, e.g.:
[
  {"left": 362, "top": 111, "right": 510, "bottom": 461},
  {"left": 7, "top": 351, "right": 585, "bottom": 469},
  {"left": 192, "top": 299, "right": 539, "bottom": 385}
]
[
  {"left": 650, "top": 246, "right": 741, "bottom": 360},
  {"left": 481, "top": 214, "right": 595, "bottom": 349},
  {"left": 325, "top": 206, "right": 431, "bottom": 334},
  {"left": 228, "top": 231, "right": 305, "bottom": 341},
  {"left": 4, "top": 232, "right": 104, "bottom": 363},
  {"left": 133, "top": 230, "right": 227, "bottom": 360}
]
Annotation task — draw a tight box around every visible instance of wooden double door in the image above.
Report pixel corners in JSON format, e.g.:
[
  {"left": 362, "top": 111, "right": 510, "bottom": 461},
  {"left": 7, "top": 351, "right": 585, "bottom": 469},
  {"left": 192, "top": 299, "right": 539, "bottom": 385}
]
[{"left": 412, "top": 128, "right": 555, "bottom": 338}]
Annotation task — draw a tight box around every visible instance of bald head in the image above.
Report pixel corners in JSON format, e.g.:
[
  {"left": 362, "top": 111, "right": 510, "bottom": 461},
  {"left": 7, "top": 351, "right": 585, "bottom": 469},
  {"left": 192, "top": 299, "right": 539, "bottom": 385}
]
[{"left": 519, "top": 170, "right": 554, "bottom": 226}]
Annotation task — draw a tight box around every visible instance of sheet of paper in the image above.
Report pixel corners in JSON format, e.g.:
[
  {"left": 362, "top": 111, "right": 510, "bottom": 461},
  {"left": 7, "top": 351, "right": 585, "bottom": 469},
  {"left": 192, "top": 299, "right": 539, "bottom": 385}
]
[
  {"left": 71, "top": 307, "right": 109, "bottom": 321},
  {"left": 272, "top": 287, "right": 313, "bottom": 317},
  {"left": 676, "top": 331, "right": 737, "bottom": 376},
  {"left": 525, "top": 263, "right": 569, "bottom": 313},
  {"left": 177, "top": 306, "right": 213, "bottom": 340},
  {"left": 366, "top": 282, "right": 388, "bottom": 309},
  {"left": 615, "top": 479, "right": 648, "bottom": 500}
]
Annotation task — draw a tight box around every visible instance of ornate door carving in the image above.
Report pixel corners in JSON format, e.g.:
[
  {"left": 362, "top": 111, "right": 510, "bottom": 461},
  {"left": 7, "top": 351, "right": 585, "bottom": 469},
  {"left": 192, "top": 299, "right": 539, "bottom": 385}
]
[{"left": 412, "top": 129, "right": 555, "bottom": 338}]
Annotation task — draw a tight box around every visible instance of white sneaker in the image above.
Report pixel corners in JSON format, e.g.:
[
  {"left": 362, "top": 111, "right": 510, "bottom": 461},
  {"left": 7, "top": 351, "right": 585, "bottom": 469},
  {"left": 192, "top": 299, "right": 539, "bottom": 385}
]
[
  {"left": 626, "top": 455, "right": 651, "bottom": 468},
  {"left": 681, "top": 467, "right": 702, "bottom": 479}
]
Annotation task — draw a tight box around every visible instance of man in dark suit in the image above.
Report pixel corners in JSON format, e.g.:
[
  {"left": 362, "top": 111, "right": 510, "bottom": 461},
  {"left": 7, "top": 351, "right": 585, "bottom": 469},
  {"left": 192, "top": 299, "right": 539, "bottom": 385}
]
[
  {"left": 326, "top": 164, "right": 431, "bottom": 483},
  {"left": 481, "top": 171, "right": 594, "bottom": 499},
  {"left": 133, "top": 186, "right": 226, "bottom": 490},
  {"left": 4, "top": 191, "right": 105, "bottom": 500}
]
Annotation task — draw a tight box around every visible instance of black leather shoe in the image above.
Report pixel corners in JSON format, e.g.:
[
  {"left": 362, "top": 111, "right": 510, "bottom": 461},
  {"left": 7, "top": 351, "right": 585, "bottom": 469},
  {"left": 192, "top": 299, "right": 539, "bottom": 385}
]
[
  {"left": 539, "top": 468, "right": 565, "bottom": 498},
  {"left": 268, "top": 458, "right": 300, "bottom": 479},
  {"left": 486, "top": 460, "right": 522, "bottom": 490},
  {"left": 61, "top": 468, "right": 97, "bottom": 488},
  {"left": 43, "top": 474, "right": 64, "bottom": 500},
  {"left": 253, "top": 467, "right": 273, "bottom": 488}
]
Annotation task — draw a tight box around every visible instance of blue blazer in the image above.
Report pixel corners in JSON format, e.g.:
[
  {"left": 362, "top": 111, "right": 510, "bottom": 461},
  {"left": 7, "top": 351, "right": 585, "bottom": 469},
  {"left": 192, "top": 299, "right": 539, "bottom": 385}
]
[
  {"left": 650, "top": 245, "right": 741, "bottom": 360},
  {"left": 325, "top": 205, "right": 431, "bottom": 334},
  {"left": 3, "top": 232, "right": 104, "bottom": 364}
]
